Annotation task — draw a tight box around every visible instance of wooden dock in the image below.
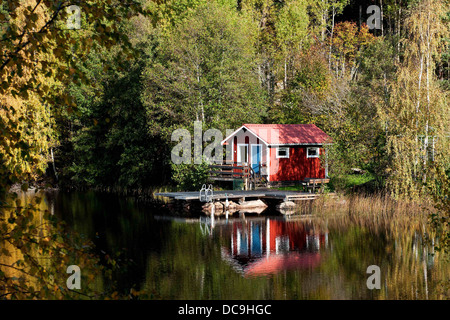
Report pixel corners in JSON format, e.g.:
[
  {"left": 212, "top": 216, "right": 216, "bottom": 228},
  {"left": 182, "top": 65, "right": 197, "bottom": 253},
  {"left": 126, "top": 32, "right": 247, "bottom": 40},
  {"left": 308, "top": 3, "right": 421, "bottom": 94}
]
[{"left": 154, "top": 189, "right": 320, "bottom": 202}]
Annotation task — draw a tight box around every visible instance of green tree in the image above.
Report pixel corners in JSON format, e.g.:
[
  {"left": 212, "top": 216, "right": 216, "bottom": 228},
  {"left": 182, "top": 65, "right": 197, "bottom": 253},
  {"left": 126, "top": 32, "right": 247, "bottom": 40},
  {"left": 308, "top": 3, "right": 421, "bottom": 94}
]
[
  {"left": 142, "top": 1, "right": 266, "bottom": 136},
  {"left": 275, "top": 0, "right": 310, "bottom": 90},
  {"left": 61, "top": 44, "right": 169, "bottom": 189}
]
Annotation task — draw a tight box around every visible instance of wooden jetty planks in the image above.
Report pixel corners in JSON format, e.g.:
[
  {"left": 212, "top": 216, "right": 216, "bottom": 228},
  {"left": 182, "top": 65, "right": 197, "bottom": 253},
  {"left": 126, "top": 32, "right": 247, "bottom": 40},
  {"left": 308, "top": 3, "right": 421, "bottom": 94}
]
[{"left": 154, "top": 190, "right": 321, "bottom": 201}]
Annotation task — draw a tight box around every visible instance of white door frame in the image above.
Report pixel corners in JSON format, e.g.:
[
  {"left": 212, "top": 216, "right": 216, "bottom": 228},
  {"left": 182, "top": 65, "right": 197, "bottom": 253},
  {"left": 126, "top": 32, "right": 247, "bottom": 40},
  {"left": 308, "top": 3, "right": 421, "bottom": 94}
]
[{"left": 250, "top": 144, "right": 263, "bottom": 166}]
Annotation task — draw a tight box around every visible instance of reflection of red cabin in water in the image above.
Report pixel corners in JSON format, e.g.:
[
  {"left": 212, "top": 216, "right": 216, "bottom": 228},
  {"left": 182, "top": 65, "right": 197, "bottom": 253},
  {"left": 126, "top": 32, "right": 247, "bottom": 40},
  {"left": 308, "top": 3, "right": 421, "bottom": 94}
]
[{"left": 222, "top": 219, "right": 327, "bottom": 277}]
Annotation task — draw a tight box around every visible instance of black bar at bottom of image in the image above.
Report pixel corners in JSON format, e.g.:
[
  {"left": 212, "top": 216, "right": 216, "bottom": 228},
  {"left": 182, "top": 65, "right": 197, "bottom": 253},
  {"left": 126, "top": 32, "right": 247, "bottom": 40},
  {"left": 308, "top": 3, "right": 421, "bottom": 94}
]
[{"left": 0, "top": 300, "right": 447, "bottom": 318}]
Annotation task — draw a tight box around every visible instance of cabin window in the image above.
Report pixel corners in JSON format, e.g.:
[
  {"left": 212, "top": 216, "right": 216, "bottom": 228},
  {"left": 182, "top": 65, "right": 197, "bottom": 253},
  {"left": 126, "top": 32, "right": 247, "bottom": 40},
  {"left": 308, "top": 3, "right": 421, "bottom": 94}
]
[
  {"left": 307, "top": 147, "right": 320, "bottom": 158},
  {"left": 276, "top": 147, "right": 289, "bottom": 158},
  {"left": 237, "top": 144, "right": 248, "bottom": 164},
  {"left": 275, "top": 235, "right": 290, "bottom": 254}
]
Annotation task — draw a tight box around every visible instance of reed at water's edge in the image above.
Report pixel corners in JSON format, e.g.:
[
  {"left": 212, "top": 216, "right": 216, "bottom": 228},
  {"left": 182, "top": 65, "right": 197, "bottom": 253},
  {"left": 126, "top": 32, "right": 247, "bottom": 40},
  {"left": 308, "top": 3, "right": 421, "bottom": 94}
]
[
  {"left": 313, "top": 192, "right": 430, "bottom": 218},
  {"left": 309, "top": 192, "right": 449, "bottom": 299},
  {"left": 311, "top": 192, "right": 437, "bottom": 240}
]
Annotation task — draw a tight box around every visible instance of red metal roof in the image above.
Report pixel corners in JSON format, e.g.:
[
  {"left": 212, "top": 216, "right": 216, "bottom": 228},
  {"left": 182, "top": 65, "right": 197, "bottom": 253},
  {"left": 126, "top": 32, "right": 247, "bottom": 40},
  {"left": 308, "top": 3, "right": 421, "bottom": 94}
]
[{"left": 242, "top": 124, "right": 331, "bottom": 145}]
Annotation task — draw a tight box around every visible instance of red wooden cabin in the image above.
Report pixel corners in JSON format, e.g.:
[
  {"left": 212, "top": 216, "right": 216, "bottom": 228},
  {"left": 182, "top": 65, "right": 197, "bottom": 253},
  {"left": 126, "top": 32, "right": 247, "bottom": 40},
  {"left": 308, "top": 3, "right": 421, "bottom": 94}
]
[{"left": 220, "top": 124, "right": 331, "bottom": 186}]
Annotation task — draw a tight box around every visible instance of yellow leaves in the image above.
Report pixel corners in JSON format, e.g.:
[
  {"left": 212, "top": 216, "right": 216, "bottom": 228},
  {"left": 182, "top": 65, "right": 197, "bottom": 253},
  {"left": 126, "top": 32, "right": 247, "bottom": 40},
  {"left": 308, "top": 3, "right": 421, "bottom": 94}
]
[
  {"left": 30, "top": 13, "right": 39, "bottom": 23},
  {"left": 330, "top": 22, "right": 376, "bottom": 78},
  {"left": 0, "top": 82, "right": 52, "bottom": 183},
  {"left": 52, "top": 47, "right": 64, "bottom": 57},
  {"left": 1, "top": 248, "right": 11, "bottom": 257},
  {"left": 379, "top": 0, "right": 450, "bottom": 199},
  {"left": 2, "top": 196, "right": 109, "bottom": 298},
  {"left": 21, "top": 90, "right": 29, "bottom": 100}
]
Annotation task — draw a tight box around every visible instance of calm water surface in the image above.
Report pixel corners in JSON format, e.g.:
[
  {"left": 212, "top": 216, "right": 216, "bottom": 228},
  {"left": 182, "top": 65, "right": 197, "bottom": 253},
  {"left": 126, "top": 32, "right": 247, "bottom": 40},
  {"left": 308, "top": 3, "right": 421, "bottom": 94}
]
[{"left": 40, "top": 190, "right": 449, "bottom": 299}]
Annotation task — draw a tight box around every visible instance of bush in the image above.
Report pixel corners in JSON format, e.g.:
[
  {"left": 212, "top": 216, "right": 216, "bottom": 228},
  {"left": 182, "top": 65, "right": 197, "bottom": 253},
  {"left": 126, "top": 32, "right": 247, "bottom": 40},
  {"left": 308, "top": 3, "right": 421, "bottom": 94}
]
[{"left": 171, "top": 161, "right": 210, "bottom": 191}]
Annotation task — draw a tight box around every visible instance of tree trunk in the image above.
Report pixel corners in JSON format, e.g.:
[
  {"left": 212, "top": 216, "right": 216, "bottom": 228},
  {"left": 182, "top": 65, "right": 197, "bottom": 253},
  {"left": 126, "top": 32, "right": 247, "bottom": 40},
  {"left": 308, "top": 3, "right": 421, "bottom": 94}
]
[
  {"left": 329, "top": 6, "right": 336, "bottom": 71},
  {"left": 196, "top": 63, "right": 204, "bottom": 122},
  {"left": 397, "top": 3, "right": 401, "bottom": 63},
  {"left": 51, "top": 148, "right": 58, "bottom": 181},
  {"left": 321, "top": 0, "right": 327, "bottom": 42},
  {"left": 380, "top": 0, "right": 384, "bottom": 36},
  {"left": 423, "top": 8, "right": 432, "bottom": 183}
]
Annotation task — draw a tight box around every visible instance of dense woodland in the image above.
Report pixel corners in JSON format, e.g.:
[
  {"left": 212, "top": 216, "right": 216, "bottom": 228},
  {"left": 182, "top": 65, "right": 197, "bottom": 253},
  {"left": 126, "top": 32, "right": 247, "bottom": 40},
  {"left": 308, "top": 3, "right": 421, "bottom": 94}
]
[
  {"left": 0, "top": 0, "right": 449, "bottom": 299},
  {"left": 0, "top": 0, "right": 448, "bottom": 197},
  {"left": 1, "top": 0, "right": 449, "bottom": 198}
]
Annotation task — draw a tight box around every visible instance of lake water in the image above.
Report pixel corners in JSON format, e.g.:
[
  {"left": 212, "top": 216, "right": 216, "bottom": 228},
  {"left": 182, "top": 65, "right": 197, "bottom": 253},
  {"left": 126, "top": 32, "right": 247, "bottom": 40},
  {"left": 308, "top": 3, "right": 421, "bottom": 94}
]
[{"left": 8, "top": 190, "right": 450, "bottom": 299}]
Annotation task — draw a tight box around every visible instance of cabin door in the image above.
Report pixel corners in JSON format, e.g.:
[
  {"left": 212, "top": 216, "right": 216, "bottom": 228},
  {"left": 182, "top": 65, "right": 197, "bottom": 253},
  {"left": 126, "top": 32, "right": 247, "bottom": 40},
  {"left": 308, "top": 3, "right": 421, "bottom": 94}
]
[{"left": 251, "top": 145, "right": 262, "bottom": 174}]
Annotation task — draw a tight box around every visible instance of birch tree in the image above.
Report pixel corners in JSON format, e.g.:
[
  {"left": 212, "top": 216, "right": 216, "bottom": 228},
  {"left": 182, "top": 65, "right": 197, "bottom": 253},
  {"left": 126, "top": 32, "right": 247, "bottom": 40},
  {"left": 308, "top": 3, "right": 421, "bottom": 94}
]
[{"left": 380, "top": 0, "right": 450, "bottom": 198}]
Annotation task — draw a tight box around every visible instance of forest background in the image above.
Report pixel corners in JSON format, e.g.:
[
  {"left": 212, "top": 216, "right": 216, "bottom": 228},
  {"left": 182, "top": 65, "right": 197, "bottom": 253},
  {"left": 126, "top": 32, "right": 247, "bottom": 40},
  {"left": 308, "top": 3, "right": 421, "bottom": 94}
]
[
  {"left": 2, "top": 0, "right": 449, "bottom": 197},
  {"left": 1, "top": 0, "right": 449, "bottom": 299}
]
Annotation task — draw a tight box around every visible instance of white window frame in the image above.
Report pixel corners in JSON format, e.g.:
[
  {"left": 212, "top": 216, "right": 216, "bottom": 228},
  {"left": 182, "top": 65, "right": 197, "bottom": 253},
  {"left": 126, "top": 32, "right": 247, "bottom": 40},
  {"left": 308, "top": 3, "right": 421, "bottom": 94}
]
[
  {"left": 237, "top": 144, "right": 249, "bottom": 164},
  {"left": 307, "top": 147, "right": 320, "bottom": 158},
  {"left": 276, "top": 147, "right": 289, "bottom": 159}
]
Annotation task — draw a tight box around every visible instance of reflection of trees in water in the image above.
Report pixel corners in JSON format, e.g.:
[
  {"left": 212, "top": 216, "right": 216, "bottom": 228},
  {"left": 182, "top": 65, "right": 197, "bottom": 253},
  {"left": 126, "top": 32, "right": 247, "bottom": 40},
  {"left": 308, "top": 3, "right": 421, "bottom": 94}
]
[
  {"left": 143, "top": 211, "right": 448, "bottom": 299},
  {"left": 317, "top": 208, "right": 448, "bottom": 300},
  {"left": 0, "top": 191, "right": 106, "bottom": 299},
  {"left": 6, "top": 191, "right": 447, "bottom": 299},
  {"left": 47, "top": 190, "right": 174, "bottom": 294}
]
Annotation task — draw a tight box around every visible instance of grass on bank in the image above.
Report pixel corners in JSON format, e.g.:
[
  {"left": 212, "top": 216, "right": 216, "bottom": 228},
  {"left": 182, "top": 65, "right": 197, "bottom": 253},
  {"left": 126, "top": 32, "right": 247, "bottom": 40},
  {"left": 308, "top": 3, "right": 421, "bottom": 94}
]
[{"left": 274, "top": 172, "right": 379, "bottom": 193}]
